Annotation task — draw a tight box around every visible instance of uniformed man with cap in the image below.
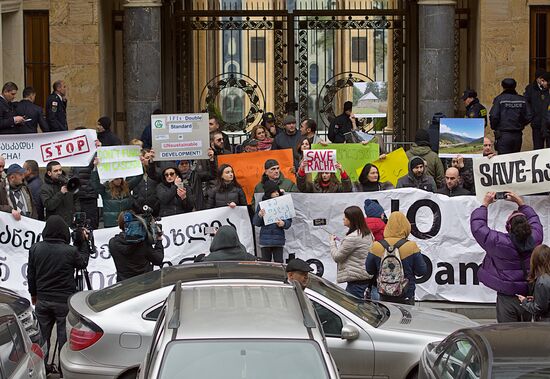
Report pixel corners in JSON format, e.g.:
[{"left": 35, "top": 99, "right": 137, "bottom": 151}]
[
  {"left": 461, "top": 89, "right": 487, "bottom": 126},
  {"left": 489, "top": 78, "right": 532, "bottom": 154},
  {"left": 285, "top": 258, "right": 313, "bottom": 289}
]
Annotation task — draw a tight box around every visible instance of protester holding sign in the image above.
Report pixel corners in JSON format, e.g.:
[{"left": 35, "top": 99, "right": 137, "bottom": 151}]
[
  {"left": 252, "top": 159, "right": 298, "bottom": 210},
  {"left": 157, "top": 166, "right": 195, "bottom": 217},
  {"left": 330, "top": 206, "right": 374, "bottom": 299},
  {"left": 470, "top": 191, "right": 543, "bottom": 323},
  {"left": 296, "top": 161, "right": 351, "bottom": 193},
  {"left": 253, "top": 182, "right": 292, "bottom": 263},
  {"left": 206, "top": 163, "right": 247, "bottom": 209},
  {"left": 294, "top": 136, "right": 311, "bottom": 170},
  {"left": 354, "top": 163, "right": 394, "bottom": 192}
]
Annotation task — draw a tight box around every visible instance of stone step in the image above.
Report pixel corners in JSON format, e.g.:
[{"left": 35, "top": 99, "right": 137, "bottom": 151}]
[{"left": 415, "top": 301, "right": 496, "bottom": 322}]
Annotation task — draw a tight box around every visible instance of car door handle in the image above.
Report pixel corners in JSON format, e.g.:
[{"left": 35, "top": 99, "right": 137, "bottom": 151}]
[{"left": 28, "top": 368, "right": 33, "bottom": 377}]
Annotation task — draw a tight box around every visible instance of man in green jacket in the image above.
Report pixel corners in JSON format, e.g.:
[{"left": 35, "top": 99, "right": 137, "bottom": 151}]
[
  {"left": 252, "top": 159, "right": 298, "bottom": 210},
  {"left": 405, "top": 129, "right": 445, "bottom": 186}
]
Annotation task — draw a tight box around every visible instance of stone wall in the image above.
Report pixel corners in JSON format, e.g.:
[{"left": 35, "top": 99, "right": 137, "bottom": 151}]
[{"left": 49, "top": 0, "right": 101, "bottom": 129}]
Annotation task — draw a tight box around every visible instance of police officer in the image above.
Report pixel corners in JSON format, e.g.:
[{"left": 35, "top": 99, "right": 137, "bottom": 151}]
[
  {"left": 46, "top": 80, "right": 68, "bottom": 131},
  {"left": 14, "top": 86, "right": 50, "bottom": 133},
  {"left": 489, "top": 78, "right": 532, "bottom": 154},
  {"left": 461, "top": 89, "right": 487, "bottom": 126},
  {"left": 524, "top": 70, "right": 550, "bottom": 149}
]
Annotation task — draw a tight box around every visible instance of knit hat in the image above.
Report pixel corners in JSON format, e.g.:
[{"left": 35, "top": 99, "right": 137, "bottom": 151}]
[
  {"left": 264, "top": 159, "right": 279, "bottom": 170},
  {"left": 410, "top": 156, "right": 424, "bottom": 169},
  {"left": 262, "top": 180, "right": 281, "bottom": 200},
  {"left": 415, "top": 129, "right": 430, "bottom": 145},
  {"left": 98, "top": 116, "right": 112, "bottom": 130},
  {"left": 283, "top": 115, "right": 296, "bottom": 125},
  {"left": 364, "top": 199, "right": 385, "bottom": 218},
  {"left": 343, "top": 101, "right": 353, "bottom": 112},
  {"left": 501, "top": 78, "right": 517, "bottom": 90}
]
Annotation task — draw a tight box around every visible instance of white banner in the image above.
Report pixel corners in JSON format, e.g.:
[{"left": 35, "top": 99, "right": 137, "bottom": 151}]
[
  {"left": 97, "top": 145, "right": 142, "bottom": 181},
  {"left": 0, "top": 207, "right": 254, "bottom": 298},
  {"left": 151, "top": 113, "right": 209, "bottom": 160},
  {"left": 303, "top": 149, "right": 337, "bottom": 173},
  {"left": 473, "top": 148, "right": 550, "bottom": 202},
  {"left": 0, "top": 130, "right": 97, "bottom": 167}
]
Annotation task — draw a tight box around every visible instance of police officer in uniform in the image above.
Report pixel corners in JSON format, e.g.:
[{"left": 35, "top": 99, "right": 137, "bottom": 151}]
[
  {"left": 524, "top": 70, "right": 550, "bottom": 149},
  {"left": 461, "top": 89, "right": 487, "bottom": 126},
  {"left": 46, "top": 80, "right": 68, "bottom": 131},
  {"left": 489, "top": 78, "right": 532, "bottom": 155}
]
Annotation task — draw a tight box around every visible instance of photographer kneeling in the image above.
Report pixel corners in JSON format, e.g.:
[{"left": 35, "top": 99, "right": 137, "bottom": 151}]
[
  {"left": 109, "top": 211, "right": 164, "bottom": 282},
  {"left": 27, "top": 215, "right": 92, "bottom": 367}
]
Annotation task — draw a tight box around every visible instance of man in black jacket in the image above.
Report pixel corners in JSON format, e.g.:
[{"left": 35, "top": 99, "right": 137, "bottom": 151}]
[
  {"left": 436, "top": 167, "right": 471, "bottom": 197},
  {"left": 96, "top": 116, "right": 122, "bottom": 146},
  {"left": 14, "top": 86, "right": 49, "bottom": 133},
  {"left": 27, "top": 215, "right": 91, "bottom": 363},
  {"left": 0, "top": 82, "right": 25, "bottom": 134},
  {"left": 23, "top": 160, "right": 44, "bottom": 220},
  {"left": 328, "top": 101, "right": 358, "bottom": 143},
  {"left": 489, "top": 78, "right": 533, "bottom": 154},
  {"left": 271, "top": 115, "right": 302, "bottom": 151},
  {"left": 41, "top": 160, "right": 79, "bottom": 225},
  {"left": 524, "top": 70, "right": 550, "bottom": 149},
  {"left": 109, "top": 211, "right": 164, "bottom": 282},
  {"left": 461, "top": 89, "right": 487, "bottom": 126},
  {"left": 46, "top": 80, "right": 68, "bottom": 131}
]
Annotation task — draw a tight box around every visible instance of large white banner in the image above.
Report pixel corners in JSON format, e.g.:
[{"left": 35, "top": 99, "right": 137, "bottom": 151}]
[
  {"left": 473, "top": 148, "right": 550, "bottom": 202},
  {"left": 0, "top": 130, "right": 98, "bottom": 167},
  {"left": 0, "top": 207, "right": 254, "bottom": 298}
]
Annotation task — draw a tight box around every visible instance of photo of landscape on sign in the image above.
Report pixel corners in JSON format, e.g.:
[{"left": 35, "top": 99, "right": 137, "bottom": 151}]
[
  {"left": 352, "top": 82, "right": 388, "bottom": 131},
  {"left": 438, "top": 118, "right": 484, "bottom": 158}
]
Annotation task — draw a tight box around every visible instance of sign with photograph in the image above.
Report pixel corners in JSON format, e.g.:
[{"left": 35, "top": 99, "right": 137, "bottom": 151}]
[
  {"left": 439, "top": 118, "right": 484, "bottom": 158},
  {"left": 151, "top": 113, "right": 209, "bottom": 160}
]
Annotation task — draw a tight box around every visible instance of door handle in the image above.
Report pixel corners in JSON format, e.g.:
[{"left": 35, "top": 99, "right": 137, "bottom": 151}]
[{"left": 28, "top": 368, "right": 33, "bottom": 377}]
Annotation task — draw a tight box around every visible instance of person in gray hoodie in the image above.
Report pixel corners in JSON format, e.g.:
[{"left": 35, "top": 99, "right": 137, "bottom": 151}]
[
  {"left": 204, "top": 225, "right": 257, "bottom": 261},
  {"left": 396, "top": 156, "right": 437, "bottom": 192}
]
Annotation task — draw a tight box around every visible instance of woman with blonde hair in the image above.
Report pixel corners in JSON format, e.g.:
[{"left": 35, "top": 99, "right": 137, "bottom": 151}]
[
  {"left": 518, "top": 244, "right": 550, "bottom": 321},
  {"left": 251, "top": 125, "right": 273, "bottom": 150}
]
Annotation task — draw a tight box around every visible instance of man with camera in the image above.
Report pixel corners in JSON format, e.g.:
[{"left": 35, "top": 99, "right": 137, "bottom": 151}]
[
  {"left": 27, "top": 214, "right": 92, "bottom": 369},
  {"left": 109, "top": 210, "right": 164, "bottom": 282},
  {"left": 41, "top": 160, "right": 79, "bottom": 225}
]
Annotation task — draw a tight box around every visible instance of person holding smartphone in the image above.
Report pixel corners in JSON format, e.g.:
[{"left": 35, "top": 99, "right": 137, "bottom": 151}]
[
  {"left": 471, "top": 191, "right": 543, "bottom": 322},
  {"left": 157, "top": 166, "right": 194, "bottom": 216}
]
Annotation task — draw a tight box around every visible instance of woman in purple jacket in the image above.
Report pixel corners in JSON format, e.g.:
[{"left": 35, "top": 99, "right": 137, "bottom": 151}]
[{"left": 470, "top": 191, "right": 543, "bottom": 323}]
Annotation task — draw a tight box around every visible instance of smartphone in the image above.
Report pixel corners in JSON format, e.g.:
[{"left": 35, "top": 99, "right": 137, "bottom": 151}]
[
  {"left": 176, "top": 182, "right": 184, "bottom": 190},
  {"left": 495, "top": 192, "right": 508, "bottom": 200}
]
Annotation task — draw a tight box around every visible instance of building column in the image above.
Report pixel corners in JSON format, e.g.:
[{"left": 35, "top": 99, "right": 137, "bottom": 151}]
[
  {"left": 418, "top": 0, "right": 456, "bottom": 131},
  {"left": 123, "top": 0, "right": 162, "bottom": 141}
]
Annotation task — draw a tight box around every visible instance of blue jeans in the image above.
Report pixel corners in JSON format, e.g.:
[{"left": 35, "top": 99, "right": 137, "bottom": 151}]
[{"left": 346, "top": 281, "right": 369, "bottom": 299}]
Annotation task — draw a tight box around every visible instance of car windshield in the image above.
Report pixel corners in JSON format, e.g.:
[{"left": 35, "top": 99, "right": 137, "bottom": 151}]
[
  {"left": 158, "top": 339, "right": 331, "bottom": 379},
  {"left": 308, "top": 275, "right": 388, "bottom": 327}
]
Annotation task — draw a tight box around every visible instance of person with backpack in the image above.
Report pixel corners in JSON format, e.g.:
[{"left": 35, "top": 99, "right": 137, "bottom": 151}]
[
  {"left": 329, "top": 206, "right": 374, "bottom": 299},
  {"left": 366, "top": 211, "right": 427, "bottom": 305},
  {"left": 517, "top": 244, "right": 550, "bottom": 321},
  {"left": 108, "top": 210, "right": 164, "bottom": 282},
  {"left": 471, "top": 191, "right": 543, "bottom": 322}
]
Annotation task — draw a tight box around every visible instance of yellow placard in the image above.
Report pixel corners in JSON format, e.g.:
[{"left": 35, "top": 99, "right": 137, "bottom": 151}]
[{"left": 356, "top": 147, "right": 409, "bottom": 186}]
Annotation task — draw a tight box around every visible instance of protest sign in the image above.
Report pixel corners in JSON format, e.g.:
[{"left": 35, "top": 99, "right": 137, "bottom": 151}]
[
  {"left": 0, "top": 130, "right": 97, "bottom": 167},
  {"left": 473, "top": 148, "right": 550, "bottom": 202},
  {"left": 217, "top": 149, "right": 295, "bottom": 203},
  {"left": 312, "top": 143, "right": 378, "bottom": 182},
  {"left": 439, "top": 118, "right": 484, "bottom": 158},
  {"left": 151, "top": 113, "right": 209, "bottom": 160},
  {"left": 97, "top": 145, "right": 142, "bottom": 181},
  {"left": 358, "top": 147, "right": 409, "bottom": 186},
  {"left": 303, "top": 149, "right": 337, "bottom": 173},
  {"left": 258, "top": 194, "right": 296, "bottom": 225}
]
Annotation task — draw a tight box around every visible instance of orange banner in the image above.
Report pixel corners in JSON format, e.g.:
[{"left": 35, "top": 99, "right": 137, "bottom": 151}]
[{"left": 217, "top": 149, "right": 296, "bottom": 203}]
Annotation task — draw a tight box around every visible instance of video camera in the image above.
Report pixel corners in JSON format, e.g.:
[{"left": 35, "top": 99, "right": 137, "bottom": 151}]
[
  {"left": 71, "top": 212, "right": 95, "bottom": 291},
  {"left": 141, "top": 205, "right": 163, "bottom": 243}
]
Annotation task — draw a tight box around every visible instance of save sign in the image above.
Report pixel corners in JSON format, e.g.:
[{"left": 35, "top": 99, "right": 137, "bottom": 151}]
[{"left": 303, "top": 149, "right": 337, "bottom": 173}]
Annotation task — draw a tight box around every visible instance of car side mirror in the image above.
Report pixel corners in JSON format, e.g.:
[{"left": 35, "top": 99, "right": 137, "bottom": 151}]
[{"left": 341, "top": 324, "right": 359, "bottom": 341}]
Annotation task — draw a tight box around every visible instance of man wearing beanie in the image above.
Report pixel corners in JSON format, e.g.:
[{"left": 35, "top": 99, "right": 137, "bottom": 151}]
[
  {"left": 524, "top": 70, "right": 550, "bottom": 149},
  {"left": 97, "top": 116, "right": 122, "bottom": 146},
  {"left": 489, "top": 78, "right": 532, "bottom": 154},
  {"left": 252, "top": 158, "right": 297, "bottom": 210},
  {"left": 271, "top": 114, "right": 302, "bottom": 151},
  {"left": 328, "top": 100, "right": 358, "bottom": 143},
  {"left": 396, "top": 156, "right": 437, "bottom": 192},
  {"left": 405, "top": 128, "right": 445, "bottom": 186}
]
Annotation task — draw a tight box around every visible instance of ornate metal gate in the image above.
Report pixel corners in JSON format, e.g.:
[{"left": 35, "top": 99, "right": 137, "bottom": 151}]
[{"left": 169, "top": 0, "right": 410, "bottom": 141}]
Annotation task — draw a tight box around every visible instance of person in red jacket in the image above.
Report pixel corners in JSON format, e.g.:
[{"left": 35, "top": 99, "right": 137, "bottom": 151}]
[{"left": 363, "top": 199, "right": 387, "bottom": 241}]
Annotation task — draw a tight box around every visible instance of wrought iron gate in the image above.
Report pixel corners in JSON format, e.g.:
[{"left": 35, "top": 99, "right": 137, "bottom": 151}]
[{"left": 169, "top": 0, "right": 410, "bottom": 141}]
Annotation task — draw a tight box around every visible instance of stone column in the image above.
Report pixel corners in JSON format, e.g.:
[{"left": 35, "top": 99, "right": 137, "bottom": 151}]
[
  {"left": 418, "top": 0, "right": 456, "bottom": 131},
  {"left": 124, "top": 0, "right": 162, "bottom": 141}
]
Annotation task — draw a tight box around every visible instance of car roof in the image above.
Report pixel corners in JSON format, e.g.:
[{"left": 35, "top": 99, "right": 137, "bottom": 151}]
[
  {"left": 88, "top": 262, "right": 287, "bottom": 312},
  {"left": 168, "top": 281, "right": 314, "bottom": 340},
  {"left": 459, "top": 323, "right": 550, "bottom": 359}
]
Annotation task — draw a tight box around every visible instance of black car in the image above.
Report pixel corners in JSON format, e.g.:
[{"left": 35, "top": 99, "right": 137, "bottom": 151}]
[
  {"left": 419, "top": 323, "right": 550, "bottom": 379},
  {"left": 0, "top": 286, "right": 42, "bottom": 347}
]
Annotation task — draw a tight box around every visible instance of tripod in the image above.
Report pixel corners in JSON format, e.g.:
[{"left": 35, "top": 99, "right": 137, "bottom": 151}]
[{"left": 76, "top": 268, "right": 92, "bottom": 291}]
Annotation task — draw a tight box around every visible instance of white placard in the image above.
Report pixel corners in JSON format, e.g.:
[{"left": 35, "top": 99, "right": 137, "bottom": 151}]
[
  {"left": 258, "top": 194, "right": 296, "bottom": 226},
  {"left": 473, "top": 148, "right": 550, "bottom": 202},
  {"left": 303, "top": 149, "right": 337, "bottom": 173},
  {"left": 151, "top": 113, "right": 209, "bottom": 160},
  {"left": 96, "top": 145, "right": 143, "bottom": 181},
  {"left": 0, "top": 130, "right": 97, "bottom": 167}
]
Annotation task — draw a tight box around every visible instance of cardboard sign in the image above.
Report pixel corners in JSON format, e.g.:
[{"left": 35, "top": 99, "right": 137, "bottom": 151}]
[
  {"left": 473, "top": 148, "right": 550, "bottom": 201},
  {"left": 312, "top": 143, "right": 379, "bottom": 182},
  {"left": 303, "top": 149, "right": 337, "bottom": 173},
  {"left": 259, "top": 193, "right": 296, "bottom": 225},
  {"left": 439, "top": 118, "right": 484, "bottom": 158},
  {"left": 217, "top": 149, "right": 296, "bottom": 204},
  {"left": 151, "top": 113, "right": 209, "bottom": 160},
  {"left": 358, "top": 147, "right": 409, "bottom": 186},
  {"left": 97, "top": 145, "right": 143, "bottom": 181}
]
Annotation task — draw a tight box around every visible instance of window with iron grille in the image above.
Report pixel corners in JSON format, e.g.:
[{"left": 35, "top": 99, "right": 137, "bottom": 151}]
[
  {"left": 352, "top": 37, "right": 367, "bottom": 62},
  {"left": 250, "top": 37, "right": 266, "bottom": 62}
]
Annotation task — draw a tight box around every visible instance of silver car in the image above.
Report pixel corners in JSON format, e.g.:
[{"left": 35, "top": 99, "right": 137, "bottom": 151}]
[
  {"left": 137, "top": 279, "right": 340, "bottom": 379},
  {"left": 61, "top": 262, "right": 478, "bottom": 379}
]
